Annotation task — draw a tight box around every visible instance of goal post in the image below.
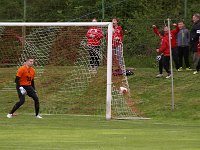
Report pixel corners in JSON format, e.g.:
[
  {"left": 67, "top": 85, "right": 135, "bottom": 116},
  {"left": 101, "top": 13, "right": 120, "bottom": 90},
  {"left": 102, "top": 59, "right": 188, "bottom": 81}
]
[{"left": 0, "top": 22, "right": 139, "bottom": 119}]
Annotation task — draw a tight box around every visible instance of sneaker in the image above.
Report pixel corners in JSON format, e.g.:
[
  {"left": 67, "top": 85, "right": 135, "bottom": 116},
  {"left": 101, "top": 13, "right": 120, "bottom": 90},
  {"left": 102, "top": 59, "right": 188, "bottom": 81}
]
[
  {"left": 177, "top": 67, "right": 183, "bottom": 72},
  {"left": 156, "top": 74, "right": 163, "bottom": 78},
  {"left": 193, "top": 71, "right": 198, "bottom": 75},
  {"left": 7, "top": 114, "right": 12, "bottom": 118},
  {"left": 166, "top": 74, "right": 171, "bottom": 79},
  {"left": 36, "top": 115, "right": 43, "bottom": 119},
  {"left": 186, "top": 67, "right": 192, "bottom": 71}
]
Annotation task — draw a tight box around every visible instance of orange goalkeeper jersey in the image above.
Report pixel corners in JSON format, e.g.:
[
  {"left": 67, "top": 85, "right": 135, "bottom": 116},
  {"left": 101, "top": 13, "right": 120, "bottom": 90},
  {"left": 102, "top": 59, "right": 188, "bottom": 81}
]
[{"left": 16, "top": 65, "right": 35, "bottom": 86}]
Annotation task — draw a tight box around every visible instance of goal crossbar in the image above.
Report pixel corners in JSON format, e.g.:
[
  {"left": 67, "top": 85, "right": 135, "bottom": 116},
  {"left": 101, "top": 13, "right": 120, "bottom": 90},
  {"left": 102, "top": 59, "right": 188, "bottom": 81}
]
[{"left": 0, "top": 22, "right": 111, "bottom": 27}]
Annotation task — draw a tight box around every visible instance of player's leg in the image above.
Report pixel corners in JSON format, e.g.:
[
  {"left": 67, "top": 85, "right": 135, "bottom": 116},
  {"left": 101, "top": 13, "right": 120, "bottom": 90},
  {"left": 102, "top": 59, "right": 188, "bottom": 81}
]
[
  {"left": 7, "top": 92, "right": 25, "bottom": 118},
  {"left": 157, "top": 55, "right": 164, "bottom": 77},
  {"left": 163, "top": 56, "right": 171, "bottom": 78},
  {"left": 178, "top": 46, "right": 183, "bottom": 70},
  {"left": 172, "top": 47, "right": 179, "bottom": 70},
  {"left": 93, "top": 46, "right": 100, "bottom": 67},
  {"left": 88, "top": 46, "right": 95, "bottom": 68},
  {"left": 183, "top": 46, "right": 191, "bottom": 69},
  {"left": 26, "top": 86, "right": 41, "bottom": 117}
]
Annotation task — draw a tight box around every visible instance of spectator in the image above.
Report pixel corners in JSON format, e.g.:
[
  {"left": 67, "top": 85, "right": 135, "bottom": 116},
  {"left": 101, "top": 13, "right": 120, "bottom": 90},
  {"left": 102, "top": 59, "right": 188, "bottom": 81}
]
[
  {"left": 153, "top": 24, "right": 180, "bottom": 70},
  {"left": 190, "top": 13, "right": 200, "bottom": 68},
  {"left": 156, "top": 34, "right": 171, "bottom": 79},
  {"left": 177, "top": 21, "right": 191, "bottom": 71},
  {"left": 193, "top": 36, "right": 200, "bottom": 74},
  {"left": 152, "top": 25, "right": 164, "bottom": 78}
]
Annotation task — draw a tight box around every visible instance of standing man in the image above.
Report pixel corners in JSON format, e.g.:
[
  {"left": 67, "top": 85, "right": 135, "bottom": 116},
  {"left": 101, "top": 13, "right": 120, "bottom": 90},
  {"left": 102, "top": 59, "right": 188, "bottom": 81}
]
[
  {"left": 86, "top": 18, "right": 103, "bottom": 70},
  {"left": 190, "top": 13, "right": 200, "bottom": 68},
  {"left": 193, "top": 36, "right": 200, "bottom": 74},
  {"left": 7, "top": 57, "right": 42, "bottom": 118},
  {"left": 112, "top": 18, "right": 124, "bottom": 74},
  {"left": 177, "top": 21, "right": 191, "bottom": 71}
]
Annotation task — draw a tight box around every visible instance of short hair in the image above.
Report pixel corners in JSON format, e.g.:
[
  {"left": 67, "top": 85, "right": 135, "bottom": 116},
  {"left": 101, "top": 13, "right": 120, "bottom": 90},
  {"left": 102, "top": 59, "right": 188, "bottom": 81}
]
[
  {"left": 26, "top": 55, "right": 35, "bottom": 61},
  {"left": 193, "top": 13, "right": 200, "bottom": 19},
  {"left": 178, "top": 20, "right": 185, "bottom": 23}
]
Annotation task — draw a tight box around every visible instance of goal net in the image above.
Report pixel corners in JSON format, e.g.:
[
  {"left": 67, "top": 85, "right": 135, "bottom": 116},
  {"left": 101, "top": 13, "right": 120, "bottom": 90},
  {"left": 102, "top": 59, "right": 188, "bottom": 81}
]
[{"left": 0, "top": 22, "right": 139, "bottom": 119}]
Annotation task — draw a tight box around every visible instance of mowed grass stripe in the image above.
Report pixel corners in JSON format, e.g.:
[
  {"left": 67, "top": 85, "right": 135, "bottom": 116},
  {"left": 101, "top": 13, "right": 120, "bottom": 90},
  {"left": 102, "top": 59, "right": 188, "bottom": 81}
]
[{"left": 0, "top": 115, "right": 199, "bottom": 150}]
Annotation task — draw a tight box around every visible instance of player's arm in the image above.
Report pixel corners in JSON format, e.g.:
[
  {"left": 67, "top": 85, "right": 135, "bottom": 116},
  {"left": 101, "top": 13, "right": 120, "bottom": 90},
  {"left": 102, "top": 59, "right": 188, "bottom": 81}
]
[
  {"left": 31, "top": 79, "right": 36, "bottom": 90},
  {"left": 96, "top": 28, "right": 103, "bottom": 39},
  {"left": 118, "top": 26, "right": 123, "bottom": 41},
  {"left": 15, "top": 76, "right": 20, "bottom": 89},
  {"left": 15, "top": 76, "right": 25, "bottom": 95},
  {"left": 171, "top": 24, "right": 180, "bottom": 35},
  {"left": 152, "top": 25, "right": 161, "bottom": 38}
]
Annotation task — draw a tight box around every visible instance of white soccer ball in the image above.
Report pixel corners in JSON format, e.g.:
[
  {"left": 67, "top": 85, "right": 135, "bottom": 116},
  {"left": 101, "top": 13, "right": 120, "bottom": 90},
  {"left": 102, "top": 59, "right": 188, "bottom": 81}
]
[{"left": 119, "top": 87, "right": 128, "bottom": 94}]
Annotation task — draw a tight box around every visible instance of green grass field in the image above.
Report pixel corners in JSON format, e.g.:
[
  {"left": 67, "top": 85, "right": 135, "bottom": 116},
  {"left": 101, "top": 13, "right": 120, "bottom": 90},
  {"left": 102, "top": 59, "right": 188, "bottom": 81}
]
[
  {"left": 0, "top": 115, "right": 199, "bottom": 150},
  {"left": 0, "top": 67, "right": 200, "bottom": 149}
]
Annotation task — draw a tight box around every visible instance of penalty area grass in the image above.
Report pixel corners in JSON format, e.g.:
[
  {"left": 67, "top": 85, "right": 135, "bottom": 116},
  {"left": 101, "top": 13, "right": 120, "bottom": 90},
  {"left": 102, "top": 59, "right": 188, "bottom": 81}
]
[{"left": 0, "top": 114, "right": 199, "bottom": 150}]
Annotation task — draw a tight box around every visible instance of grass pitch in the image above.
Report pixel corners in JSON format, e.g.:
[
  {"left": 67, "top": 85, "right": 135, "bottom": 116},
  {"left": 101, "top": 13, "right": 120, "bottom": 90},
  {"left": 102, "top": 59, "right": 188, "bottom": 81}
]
[
  {"left": 0, "top": 115, "right": 199, "bottom": 150},
  {"left": 1, "top": 67, "right": 200, "bottom": 149}
]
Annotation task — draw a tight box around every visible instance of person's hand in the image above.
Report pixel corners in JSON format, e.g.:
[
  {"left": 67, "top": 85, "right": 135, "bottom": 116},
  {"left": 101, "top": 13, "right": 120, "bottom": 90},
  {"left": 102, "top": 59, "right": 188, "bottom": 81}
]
[
  {"left": 172, "top": 23, "right": 177, "bottom": 26},
  {"left": 90, "top": 34, "right": 95, "bottom": 38},
  {"left": 114, "top": 36, "right": 120, "bottom": 40},
  {"left": 19, "top": 87, "right": 27, "bottom": 95}
]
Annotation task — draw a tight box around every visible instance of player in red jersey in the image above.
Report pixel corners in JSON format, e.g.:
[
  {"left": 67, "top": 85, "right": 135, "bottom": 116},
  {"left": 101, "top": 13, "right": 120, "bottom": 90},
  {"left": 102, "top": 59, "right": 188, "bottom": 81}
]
[
  {"left": 156, "top": 34, "right": 171, "bottom": 79},
  {"left": 86, "top": 18, "right": 103, "bottom": 70},
  {"left": 7, "top": 57, "right": 42, "bottom": 118},
  {"left": 112, "top": 18, "right": 124, "bottom": 74}
]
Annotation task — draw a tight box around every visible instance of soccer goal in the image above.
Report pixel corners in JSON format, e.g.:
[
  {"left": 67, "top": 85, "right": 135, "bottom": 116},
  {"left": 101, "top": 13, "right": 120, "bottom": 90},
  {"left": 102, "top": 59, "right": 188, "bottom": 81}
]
[{"left": 0, "top": 22, "right": 139, "bottom": 120}]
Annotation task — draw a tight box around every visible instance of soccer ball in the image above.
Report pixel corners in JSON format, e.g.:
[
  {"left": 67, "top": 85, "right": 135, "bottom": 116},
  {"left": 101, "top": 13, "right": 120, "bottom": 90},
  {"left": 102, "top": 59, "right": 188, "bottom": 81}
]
[{"left": 119, "top": 87, "right": 128, "bottom": 94}]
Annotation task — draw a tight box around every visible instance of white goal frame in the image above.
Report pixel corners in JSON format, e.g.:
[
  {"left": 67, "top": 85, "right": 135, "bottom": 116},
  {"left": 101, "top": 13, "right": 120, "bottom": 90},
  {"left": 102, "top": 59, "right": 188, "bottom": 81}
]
[{"left": 0, "top": 22, "right": 113, "bottom": 120}]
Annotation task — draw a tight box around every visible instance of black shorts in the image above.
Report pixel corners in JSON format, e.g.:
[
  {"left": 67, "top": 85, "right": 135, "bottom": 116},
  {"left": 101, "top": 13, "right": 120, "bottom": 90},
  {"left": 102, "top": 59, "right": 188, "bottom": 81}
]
[{"left": 18, "top": 86, "right": 37, "bottom": 98}]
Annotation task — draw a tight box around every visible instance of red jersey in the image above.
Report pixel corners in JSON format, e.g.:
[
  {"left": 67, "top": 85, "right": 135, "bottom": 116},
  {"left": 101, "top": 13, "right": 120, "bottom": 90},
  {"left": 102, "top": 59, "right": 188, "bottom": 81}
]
[
  {"left": 159, "top": 36, "right": 170, "bottom": 56},
  {"left": 112, "top": 25, "right": 123, "bottom": 48},
  {"left": 198, "top": 42, "right": 200, "bottom": 56},
  {"left": 86, "top": 26, "right": 103, "bottom": 46},
  {"left": 16, "top": 65, "right": 35, "bottom": 86}
]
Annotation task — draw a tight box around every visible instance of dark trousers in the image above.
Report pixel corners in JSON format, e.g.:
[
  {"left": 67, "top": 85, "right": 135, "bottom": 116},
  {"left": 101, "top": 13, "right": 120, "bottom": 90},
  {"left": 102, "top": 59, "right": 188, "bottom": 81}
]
[
  {"left": 158, "top": 55, "right": 164, "bottom": 74},
  {"left": 172, "top": 47, "right": 179, "bottom": 70},
  {"left": 196, "top": 58, "right": 200, "bottom": 72},
  {"left": 162, "top": 56, "right": 171, "bottom": 74},
  {"left": 10, "top": 86, "right": 40, "bottom": 116},
  {"left": 178, "top": 46, "right": 190, "bottom": 68},
  {"left": 88, "top": 46, "right": 100, "bottom": 67}
]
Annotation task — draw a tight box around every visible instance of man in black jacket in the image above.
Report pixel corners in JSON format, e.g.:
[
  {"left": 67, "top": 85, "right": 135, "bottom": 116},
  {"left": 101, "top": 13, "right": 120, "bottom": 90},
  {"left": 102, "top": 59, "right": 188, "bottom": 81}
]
[{"left": 190, "top": 13, "right": 200, "bottom": 68}]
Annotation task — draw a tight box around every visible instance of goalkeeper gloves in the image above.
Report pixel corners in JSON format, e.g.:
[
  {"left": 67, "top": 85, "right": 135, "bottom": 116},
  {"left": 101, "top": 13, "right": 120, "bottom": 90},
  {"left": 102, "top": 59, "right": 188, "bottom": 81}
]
[{"left": 19, "top": 87, "right": 27, "bottom": 95}]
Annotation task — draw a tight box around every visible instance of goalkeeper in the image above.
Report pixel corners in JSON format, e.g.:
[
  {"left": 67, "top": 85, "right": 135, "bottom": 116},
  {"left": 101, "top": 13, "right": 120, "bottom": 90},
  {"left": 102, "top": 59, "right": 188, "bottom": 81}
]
[{"left": 7, "top": 57, "right": 42, "bottom": 119}]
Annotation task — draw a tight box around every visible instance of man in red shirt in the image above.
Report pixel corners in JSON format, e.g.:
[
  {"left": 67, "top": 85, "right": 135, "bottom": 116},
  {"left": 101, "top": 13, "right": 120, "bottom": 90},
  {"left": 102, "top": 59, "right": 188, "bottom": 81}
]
[
  {"left": 7, "top": 57, "right": 42, "bottom": 119},
  {"left": 86, "top": 18, "right": 103, "bottom": 70}
]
